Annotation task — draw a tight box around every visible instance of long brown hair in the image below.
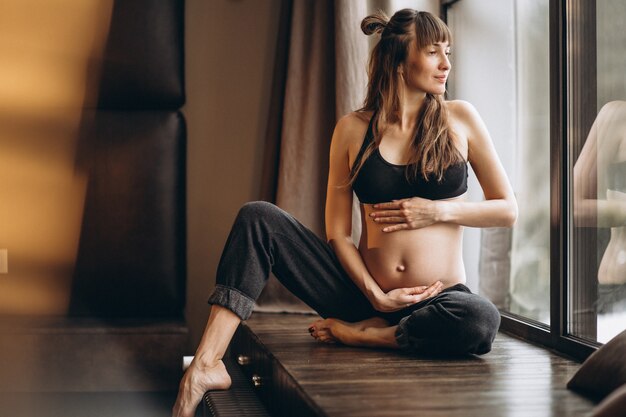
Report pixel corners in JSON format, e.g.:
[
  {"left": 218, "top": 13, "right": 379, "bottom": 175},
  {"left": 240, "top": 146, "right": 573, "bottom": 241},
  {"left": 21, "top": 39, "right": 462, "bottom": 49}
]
[{"left": 349, "top": 9, "right": 462, "bottom": 184}]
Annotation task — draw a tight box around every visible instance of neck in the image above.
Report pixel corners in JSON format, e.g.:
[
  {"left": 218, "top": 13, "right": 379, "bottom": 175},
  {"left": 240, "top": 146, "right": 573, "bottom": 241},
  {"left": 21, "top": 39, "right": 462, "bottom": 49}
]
[{"left": 396, "top": 85, "right": 427, "bottom": 132}]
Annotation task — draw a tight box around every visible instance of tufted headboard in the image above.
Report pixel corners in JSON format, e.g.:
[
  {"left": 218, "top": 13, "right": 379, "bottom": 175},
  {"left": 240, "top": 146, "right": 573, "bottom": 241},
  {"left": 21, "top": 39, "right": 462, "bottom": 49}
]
[{"left": 69, "top": 0, "right": 186, "bottom": 318}]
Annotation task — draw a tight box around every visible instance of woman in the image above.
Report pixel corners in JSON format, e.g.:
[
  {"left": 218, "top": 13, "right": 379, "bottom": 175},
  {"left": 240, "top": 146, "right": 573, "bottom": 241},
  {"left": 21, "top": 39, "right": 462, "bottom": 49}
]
[
  {"left": 574, "top": 100, "right": 626, "bottom": 312},
  {"left": 173, "top": 9, "right": 517, "bottom": 417}
]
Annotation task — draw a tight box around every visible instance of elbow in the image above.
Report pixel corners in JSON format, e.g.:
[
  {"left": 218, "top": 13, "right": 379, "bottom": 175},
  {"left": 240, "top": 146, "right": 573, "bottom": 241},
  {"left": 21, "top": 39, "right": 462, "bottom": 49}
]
[
  {"left": 572, "top": 201, "right": 583, "bottom": 226},
  {"left": 327, "top": 234, "right": 354, "bottom": 249},
  {"left": 572, "top": 199, "right": 596, "bottom": 227},
  {"left": 502, "top": 200, "right": 518, "bottom": 227}
]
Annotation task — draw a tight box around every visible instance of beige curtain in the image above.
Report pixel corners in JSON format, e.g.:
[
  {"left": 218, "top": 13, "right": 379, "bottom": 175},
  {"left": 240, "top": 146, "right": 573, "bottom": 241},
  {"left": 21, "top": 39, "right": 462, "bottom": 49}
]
[
  {"left": 255, "top": 0, "right": 436, "bottom": 313},
  {"left": 255, "top": 0, "right": 368, "bottom": 313}
]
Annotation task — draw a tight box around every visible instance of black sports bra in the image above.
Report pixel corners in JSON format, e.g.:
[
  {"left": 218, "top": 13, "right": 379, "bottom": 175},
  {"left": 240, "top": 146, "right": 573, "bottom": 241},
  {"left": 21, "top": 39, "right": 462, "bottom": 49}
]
[
  {"left": 351, "top": 115, "right": 468, "bottom": 204},
  {"left": 608, "top": 160, "right": 626, "bottom": 193}
]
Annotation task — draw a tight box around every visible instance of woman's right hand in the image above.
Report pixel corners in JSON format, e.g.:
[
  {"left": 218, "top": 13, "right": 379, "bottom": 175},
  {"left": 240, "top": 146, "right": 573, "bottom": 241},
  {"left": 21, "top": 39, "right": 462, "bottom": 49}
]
[{"left": 372, "top": 281, "right": 444, "bottom": 312}]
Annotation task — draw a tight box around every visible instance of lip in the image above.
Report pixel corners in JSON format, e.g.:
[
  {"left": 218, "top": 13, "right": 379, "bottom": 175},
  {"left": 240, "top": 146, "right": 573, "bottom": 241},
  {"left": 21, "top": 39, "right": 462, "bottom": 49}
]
[{"left": 434, "top": 75, "right": 447, "bottom": 83}]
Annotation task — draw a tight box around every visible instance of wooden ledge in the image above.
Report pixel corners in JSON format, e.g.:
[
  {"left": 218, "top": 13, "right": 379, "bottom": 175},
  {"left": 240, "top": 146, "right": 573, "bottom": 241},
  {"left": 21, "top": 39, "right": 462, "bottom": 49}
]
[{"left": 225, "top": 313, "right": 596, "bottom": 417}]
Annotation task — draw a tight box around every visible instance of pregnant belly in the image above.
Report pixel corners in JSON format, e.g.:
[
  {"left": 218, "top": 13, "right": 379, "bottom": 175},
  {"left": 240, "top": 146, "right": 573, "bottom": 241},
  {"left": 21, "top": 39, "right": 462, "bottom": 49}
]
[
  {"left": 598, "top": 190, "right": 626, "bottom": 284},
  {"left": 358, "top": 204, "right": 466, "bottom": 292}
]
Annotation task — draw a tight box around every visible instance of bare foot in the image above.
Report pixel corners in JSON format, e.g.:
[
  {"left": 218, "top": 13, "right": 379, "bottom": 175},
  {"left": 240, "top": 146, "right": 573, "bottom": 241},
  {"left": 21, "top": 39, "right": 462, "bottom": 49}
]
[
  {"left": 172, "top": 359, "right": 232, "bottom": 417},
  {"left": 308, "top": 317, "right": 390, "bottom": 345}
]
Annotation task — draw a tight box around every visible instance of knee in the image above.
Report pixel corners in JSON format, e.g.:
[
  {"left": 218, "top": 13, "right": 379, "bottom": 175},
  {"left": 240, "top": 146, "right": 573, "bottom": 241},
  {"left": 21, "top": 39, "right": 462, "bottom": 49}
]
[
  {"left": 235, "top": 201, "right": 280, "bottom": 225},
  {"left": 396, "top": 295, "right": 500, "bottom": 356},
  {"left": 462, "top": 297, "right": 501, "bottom": 355}
]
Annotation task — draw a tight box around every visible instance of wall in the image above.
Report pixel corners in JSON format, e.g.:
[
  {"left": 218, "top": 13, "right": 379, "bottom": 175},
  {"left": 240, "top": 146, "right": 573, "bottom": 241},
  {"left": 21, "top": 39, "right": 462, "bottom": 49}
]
[
  {"left": 0, "top": 0, "right": 114, "bottom": 315},
  {"left": 184, "top": 0, "right": 281, "bottom": 347}
]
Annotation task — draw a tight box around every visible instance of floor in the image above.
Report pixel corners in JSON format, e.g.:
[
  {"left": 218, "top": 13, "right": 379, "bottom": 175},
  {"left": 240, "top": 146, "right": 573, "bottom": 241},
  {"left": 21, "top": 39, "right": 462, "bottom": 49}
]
[{"left": 226, "top": 313, "right": 597, "bottom": 417}]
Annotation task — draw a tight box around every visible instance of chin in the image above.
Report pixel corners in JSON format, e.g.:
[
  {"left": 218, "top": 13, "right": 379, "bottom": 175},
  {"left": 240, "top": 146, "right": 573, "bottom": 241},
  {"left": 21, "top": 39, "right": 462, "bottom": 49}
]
[{"left": 426, "top": 86, "right": 446, "bottom": 96}]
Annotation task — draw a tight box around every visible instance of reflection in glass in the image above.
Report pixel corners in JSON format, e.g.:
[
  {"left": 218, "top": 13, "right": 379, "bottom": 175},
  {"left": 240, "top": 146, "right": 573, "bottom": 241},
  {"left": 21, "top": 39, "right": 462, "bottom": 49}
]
[
  {"left": 570, "top": 0, "right": 626, "bottom": 344},
  {"left": 573, "top": 101, "right": 626, "bottom": 343}
]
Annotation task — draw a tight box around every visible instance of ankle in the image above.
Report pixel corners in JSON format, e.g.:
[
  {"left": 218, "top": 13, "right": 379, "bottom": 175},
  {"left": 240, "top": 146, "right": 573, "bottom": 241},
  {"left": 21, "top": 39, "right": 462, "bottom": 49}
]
[{"left": 193, "top": 354, "right": 223, "bottom": 370}]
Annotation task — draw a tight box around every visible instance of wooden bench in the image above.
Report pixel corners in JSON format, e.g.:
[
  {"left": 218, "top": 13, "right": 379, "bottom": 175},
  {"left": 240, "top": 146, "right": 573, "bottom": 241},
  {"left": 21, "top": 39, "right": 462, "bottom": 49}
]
[{"left": 203, "top": 313, "right": 596, "bottom": 416}]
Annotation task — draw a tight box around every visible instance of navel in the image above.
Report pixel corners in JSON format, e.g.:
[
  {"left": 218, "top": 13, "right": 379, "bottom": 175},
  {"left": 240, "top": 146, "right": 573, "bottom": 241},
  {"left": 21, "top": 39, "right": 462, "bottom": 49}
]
[{"left": 396, "top": 264, "right": 406, "bottom": 272}]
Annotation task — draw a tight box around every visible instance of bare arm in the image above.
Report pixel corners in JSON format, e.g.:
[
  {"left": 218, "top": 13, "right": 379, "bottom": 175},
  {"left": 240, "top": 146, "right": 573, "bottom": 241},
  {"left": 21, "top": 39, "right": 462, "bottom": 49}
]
[
  {"left": 574, "top": 100, "right": 626, "bottom": 228},
  {"left": 326, "top": 115, "right": 382, "bottom": 302},
  {"left": 372, "top": 101, "right": 517, "bottom": 231},
  {"left": 437, "top": 100, "right": 517, "bottom": 227},
  {"left": 326, "top": 115, "right": 443, "bottom": 311}
]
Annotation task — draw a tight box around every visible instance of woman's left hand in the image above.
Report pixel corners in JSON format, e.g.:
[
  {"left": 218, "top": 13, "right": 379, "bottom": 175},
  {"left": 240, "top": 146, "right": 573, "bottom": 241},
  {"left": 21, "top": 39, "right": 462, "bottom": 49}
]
[{"left": 370, "top": 197, "right": 440, "bottom": 232}]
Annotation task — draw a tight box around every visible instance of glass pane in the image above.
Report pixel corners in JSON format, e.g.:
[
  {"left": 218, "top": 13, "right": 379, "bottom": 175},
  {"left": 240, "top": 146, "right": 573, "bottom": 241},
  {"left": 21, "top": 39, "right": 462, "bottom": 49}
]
[
  {"left": 447, "top": 0, "right": 551, "bottom": 325},
  {"left": 570, "top": 0, "right": 626, "bottom": 343}
]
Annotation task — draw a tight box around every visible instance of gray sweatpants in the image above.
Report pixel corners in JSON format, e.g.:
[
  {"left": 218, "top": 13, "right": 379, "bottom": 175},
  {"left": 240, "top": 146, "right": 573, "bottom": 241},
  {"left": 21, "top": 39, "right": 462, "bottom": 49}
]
[{"left": 208, "top": 201, "right": 500, "bottom": 355}]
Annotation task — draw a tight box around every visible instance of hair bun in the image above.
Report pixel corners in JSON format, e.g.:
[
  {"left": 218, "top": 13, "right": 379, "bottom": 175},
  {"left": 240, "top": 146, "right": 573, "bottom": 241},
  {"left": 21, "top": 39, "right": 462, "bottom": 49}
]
[{"left": 361, "top": 11, "right": 389, "bottom": 36}]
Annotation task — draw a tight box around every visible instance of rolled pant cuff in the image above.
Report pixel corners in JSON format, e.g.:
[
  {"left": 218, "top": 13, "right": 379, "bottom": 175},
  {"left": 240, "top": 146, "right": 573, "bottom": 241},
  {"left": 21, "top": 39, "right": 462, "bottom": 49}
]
[
  {"left": 208, "top": 284, "right": 256, "bottom": 321},
  {"left": 394, "top": 316, "right": 412, "bottom": 351}
]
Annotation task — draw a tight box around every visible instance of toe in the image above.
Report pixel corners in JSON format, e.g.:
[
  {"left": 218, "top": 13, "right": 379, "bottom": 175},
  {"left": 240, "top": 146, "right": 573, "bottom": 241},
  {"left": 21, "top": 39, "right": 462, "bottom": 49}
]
[{"left": 309, "top": 319, "right": 325, "bottom": 328}]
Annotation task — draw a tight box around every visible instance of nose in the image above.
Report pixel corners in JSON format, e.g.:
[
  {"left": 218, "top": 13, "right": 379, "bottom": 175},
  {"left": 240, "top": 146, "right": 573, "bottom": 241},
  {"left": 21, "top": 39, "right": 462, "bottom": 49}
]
[{"left": 440, "top": 53, "right": 451, "bottom": 71}]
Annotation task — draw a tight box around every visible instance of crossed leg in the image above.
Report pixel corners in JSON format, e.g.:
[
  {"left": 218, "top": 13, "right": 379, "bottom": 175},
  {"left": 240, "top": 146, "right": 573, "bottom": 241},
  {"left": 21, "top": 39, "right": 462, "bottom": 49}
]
[{"left": 308, "top": 317, "right": 399, "bottom": 349}]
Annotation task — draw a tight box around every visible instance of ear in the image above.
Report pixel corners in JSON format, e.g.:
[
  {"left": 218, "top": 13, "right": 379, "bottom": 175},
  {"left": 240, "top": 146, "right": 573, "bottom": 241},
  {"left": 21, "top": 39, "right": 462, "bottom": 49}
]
[{"left": 398, "top": 66, "right": 406, "bottom": 80}]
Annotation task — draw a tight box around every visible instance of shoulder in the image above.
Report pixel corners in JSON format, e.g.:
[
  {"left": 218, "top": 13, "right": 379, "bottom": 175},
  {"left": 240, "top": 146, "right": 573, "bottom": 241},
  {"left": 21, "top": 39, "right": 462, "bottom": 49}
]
[
  {"left": 332, "top": 111, "right": 372, "bottom": 149},
  {"left": 446, "top": 100, "right": 481, "bottom": 125},
  {"left": 445, "top": 99, "right": 488, "bottom": 141},
  {"left": 335, "top": 111, "right": 372, "bottom": 135},
  {"left": 599, "top": 99, "right": 626, "bottom": 113},
  {"left": 597, "top": 100, "right": 626, "bottom": 123}
]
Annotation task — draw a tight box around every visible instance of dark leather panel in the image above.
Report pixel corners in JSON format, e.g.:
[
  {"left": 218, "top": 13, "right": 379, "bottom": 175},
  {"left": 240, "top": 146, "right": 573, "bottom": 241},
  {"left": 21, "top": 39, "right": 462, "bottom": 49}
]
[
  {"left": 69, "top": 111, "right": 186, "bottom": 318},
  {"left": 94, "top": 0, "right": 185, "bottom": 109}
]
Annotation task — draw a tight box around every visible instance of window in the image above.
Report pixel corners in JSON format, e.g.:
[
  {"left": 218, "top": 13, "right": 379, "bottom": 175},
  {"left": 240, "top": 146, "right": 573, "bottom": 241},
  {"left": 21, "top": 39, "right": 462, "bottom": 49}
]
[
  {"left": 446, "top": 0, "right": 626, "bottom": 358},
  {"left": 447, "top": 0, "right": 551, "bottom": 325},
  {"left": 569, "top": 0, "right": 626, "bottom": 344}
]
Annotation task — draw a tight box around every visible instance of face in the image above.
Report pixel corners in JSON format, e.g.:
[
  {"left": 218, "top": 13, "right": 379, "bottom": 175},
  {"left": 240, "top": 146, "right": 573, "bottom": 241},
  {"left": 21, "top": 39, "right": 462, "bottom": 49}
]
[{"left": 402, "top": 39, "right": 451, "bottom": 95}]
